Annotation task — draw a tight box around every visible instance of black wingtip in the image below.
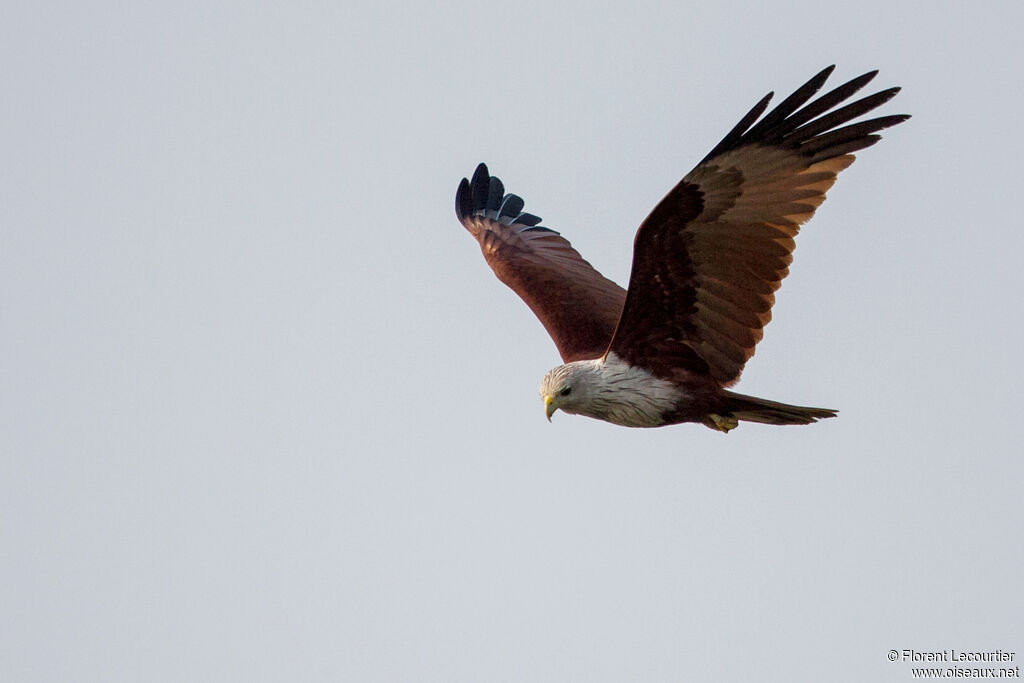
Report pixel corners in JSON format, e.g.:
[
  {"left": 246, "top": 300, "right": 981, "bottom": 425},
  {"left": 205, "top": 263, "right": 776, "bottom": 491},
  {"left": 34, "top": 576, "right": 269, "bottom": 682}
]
[
  {"left": 498, "top": 194, "right": 525, "bottom": 219},
  {"left": 470, "top": 163, "right": 491, "bottom": 214},
  {"left": 486, "top": 176, "right": 505, "bottom": 212},
  {"left": 705, "top": 66, "right": 908, "bottom": 163},
  {"left": 455, "top": 163, "right": 553, "bottom": 233},
  {"left": 743, "top": 67, "right": 837, "bottom": 143},
  {"left": 455, "top": 177, "right": 472, "bottom": 221},
  {"left": 456, "top": 162, "right": 494, "bottom": 221},
  {"left": 702, "top": 91, "right": 773, "bottom": 163}
]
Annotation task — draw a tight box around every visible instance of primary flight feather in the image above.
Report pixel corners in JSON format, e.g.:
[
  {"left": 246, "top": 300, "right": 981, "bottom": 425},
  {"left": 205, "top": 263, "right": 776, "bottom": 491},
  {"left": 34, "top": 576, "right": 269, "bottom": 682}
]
[{"left": 455, "top": 66, "right": 908, "bottom": 431}]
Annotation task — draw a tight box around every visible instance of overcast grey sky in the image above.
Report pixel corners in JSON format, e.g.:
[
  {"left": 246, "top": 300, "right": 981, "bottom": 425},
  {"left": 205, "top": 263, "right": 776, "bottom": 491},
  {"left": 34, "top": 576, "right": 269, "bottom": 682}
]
[{"left": 2, "top": 1, "right": 1021, "bottom": 681}]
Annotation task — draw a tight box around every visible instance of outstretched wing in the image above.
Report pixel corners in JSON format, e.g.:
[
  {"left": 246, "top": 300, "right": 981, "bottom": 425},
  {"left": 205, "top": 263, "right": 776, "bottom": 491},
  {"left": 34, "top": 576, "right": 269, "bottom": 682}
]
[
  {"left": 608, "top": 66, "right": 909, "bottom": 386},
  {"left": 456, "top": 163, "right": 627, "bottom": 362}
]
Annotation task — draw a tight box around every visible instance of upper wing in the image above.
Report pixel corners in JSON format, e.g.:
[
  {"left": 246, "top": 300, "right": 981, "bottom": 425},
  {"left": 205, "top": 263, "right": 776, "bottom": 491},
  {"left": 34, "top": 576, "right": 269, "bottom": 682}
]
[
  {"left": 456, "top": 163, "right": 627, "bottom": 362},
  {"left": 607, "top": 66, "right": 909, "bottom": 386}
]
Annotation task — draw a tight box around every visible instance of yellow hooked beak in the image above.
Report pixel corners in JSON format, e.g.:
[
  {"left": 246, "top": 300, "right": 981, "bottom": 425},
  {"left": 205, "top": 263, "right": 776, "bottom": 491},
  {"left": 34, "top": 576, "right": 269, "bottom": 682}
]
[{"left": 544, "top": 394, "right": 557, "bottom": 421}]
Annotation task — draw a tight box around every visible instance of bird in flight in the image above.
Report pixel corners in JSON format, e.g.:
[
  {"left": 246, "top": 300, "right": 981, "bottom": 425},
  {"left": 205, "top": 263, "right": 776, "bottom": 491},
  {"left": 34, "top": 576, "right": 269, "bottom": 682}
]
[{"left": 455, "top": 66, "right": 908, "bottom": 431}]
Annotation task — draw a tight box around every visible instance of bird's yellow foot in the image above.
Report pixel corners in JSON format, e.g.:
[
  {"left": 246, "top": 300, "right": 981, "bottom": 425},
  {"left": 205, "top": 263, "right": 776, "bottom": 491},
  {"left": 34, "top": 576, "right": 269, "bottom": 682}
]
[{"left": 704, "top": 414, "right": 738, "bottom": 433}]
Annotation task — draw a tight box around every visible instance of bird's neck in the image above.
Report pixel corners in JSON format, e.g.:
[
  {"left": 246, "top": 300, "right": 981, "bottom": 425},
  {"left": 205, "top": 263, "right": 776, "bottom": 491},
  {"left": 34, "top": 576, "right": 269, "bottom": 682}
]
[{"left": 582, "top": 353, "right": 682, "bottom": 427}]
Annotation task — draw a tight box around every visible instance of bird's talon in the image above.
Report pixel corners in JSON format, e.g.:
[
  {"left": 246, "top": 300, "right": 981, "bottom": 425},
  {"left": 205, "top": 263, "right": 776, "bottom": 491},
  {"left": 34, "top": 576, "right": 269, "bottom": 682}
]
[{"left": 705, "top": 414, "right": 739, "bottom": 433}]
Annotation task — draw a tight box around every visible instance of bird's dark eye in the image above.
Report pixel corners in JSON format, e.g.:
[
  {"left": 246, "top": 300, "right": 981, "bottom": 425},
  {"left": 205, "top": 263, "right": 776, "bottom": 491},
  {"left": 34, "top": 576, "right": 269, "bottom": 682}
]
[{"left": 559, "top": 387, "right": 572, "bottom": 397}]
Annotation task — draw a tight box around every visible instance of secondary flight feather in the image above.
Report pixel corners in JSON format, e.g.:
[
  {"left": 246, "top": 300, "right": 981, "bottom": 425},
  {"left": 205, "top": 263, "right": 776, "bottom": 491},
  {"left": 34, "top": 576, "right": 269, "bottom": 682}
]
[{"left": 456, "top": 66, "right": 908, "bottom": 431}]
